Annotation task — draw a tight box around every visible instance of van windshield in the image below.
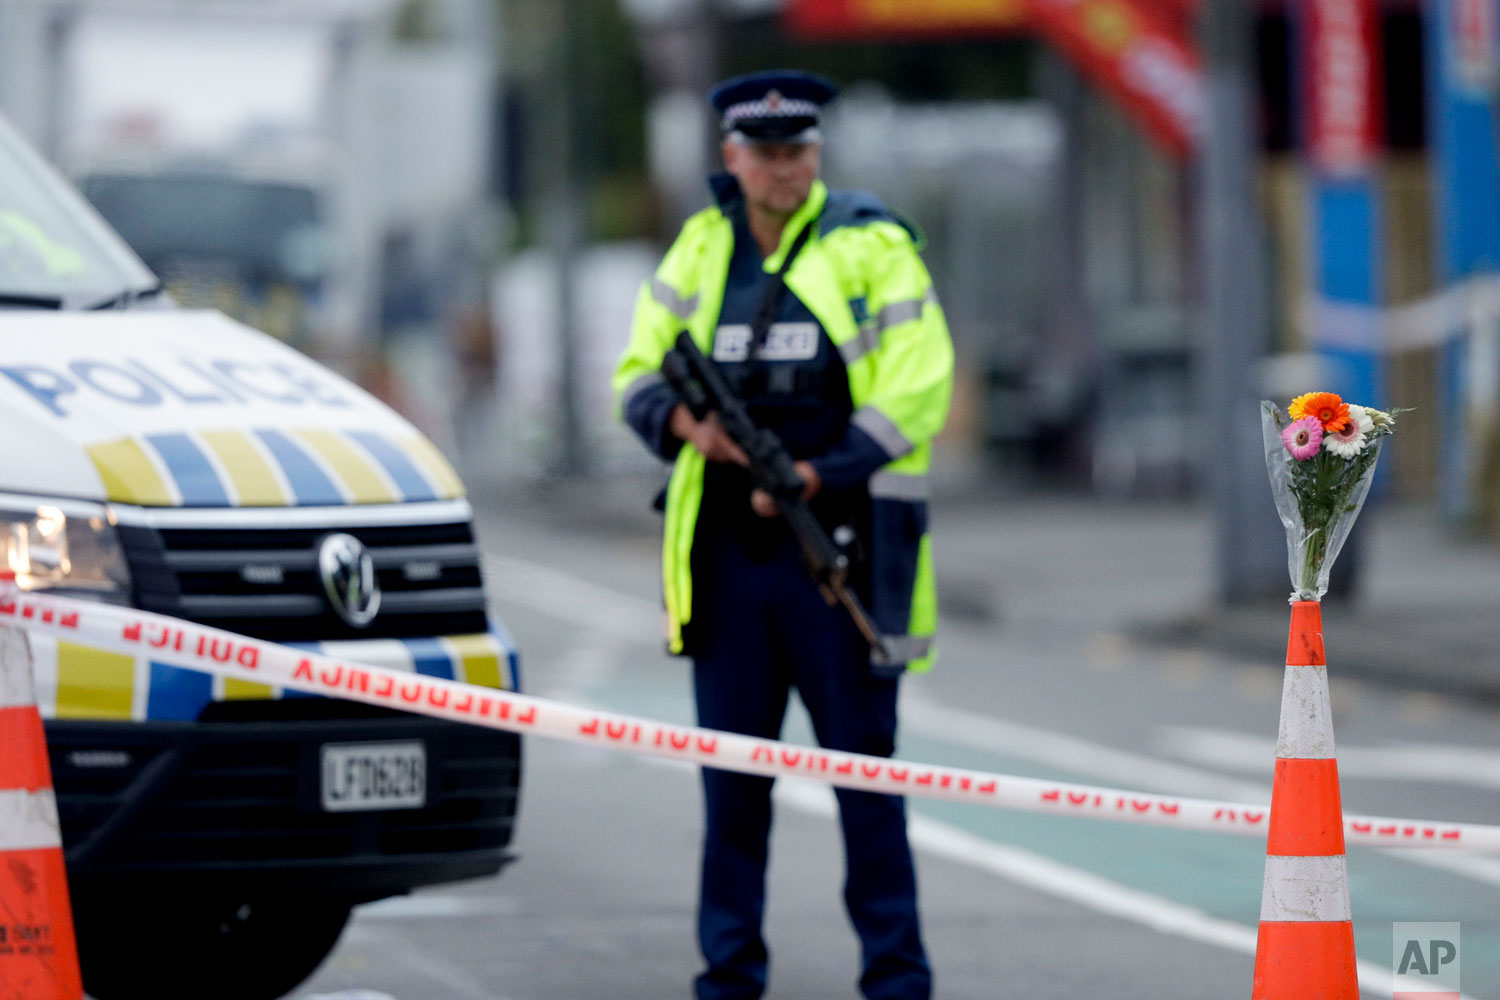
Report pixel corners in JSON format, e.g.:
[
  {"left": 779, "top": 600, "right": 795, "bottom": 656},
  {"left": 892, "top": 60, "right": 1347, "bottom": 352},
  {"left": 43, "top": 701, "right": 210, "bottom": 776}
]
[
  {"left": 0, "top": 116, "right": 157, "bottom": 304},
  {"left": 80, "top": 173, "right": 322, "bottom": 286}
]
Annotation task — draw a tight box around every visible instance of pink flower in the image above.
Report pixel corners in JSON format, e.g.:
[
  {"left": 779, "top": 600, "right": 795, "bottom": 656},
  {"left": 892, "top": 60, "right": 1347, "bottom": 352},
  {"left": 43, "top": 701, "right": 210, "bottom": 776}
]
[{"left": 1282, "top": 416, "right": 1323, "bottom": 460}]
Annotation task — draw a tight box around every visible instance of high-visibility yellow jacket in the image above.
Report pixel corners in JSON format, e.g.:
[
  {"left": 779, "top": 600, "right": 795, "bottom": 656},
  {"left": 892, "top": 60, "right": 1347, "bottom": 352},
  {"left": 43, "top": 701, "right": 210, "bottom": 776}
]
[{"left": 613, "top": 178, "right": 953, "bottom": 672}]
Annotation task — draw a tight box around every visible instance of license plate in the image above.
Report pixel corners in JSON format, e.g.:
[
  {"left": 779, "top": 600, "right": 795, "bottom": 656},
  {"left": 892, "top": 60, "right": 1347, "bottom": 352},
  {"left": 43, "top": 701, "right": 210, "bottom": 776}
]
[{"left": 320, "top": 741, "right": 427, "bottom": 812}]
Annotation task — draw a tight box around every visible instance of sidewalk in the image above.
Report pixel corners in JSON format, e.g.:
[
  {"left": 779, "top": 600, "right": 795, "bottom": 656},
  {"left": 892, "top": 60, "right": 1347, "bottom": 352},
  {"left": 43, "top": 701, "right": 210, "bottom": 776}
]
[
  {"left": 485, "top": 448, "right": 1500, "bottom": 703},
  {"left": 1131, "top": 503, "right": 1500, "bottom": 702},
  {"left": 934, "top": 452, "right": 1500, "bottom": 703}
]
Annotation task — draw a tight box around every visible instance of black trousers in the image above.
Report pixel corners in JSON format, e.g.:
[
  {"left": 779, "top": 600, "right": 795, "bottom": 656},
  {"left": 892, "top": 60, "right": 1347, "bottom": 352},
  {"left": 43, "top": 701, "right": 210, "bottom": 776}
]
[{"left": 690, "top": 528, "right": 930, "bottom": 1000}]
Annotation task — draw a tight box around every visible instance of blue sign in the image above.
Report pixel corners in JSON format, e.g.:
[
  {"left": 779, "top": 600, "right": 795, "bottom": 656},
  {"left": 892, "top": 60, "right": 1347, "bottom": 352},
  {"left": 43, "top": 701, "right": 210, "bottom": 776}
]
[{"left": 1427, "top": 0, "right": 1500, "bottom": 521}]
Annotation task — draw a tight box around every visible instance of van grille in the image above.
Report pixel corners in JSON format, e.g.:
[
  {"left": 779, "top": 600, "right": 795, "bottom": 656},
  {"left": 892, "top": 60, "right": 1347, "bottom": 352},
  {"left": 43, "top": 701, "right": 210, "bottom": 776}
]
[
  {"left": 48, "top": 701, "right": 520, "bottom": 879},
  {"left": 115, "top": 508, "right": 490, "bottom": 642}
]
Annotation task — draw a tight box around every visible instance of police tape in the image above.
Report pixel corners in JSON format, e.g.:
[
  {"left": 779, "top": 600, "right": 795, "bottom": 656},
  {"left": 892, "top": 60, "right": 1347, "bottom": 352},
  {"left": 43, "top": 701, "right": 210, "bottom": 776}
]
[
  {"left": 3, "top": 583, "right": 1498, "bottom": 852},
  {"left": 1305, "top": 272, "right": 1500, "bottom": 354}
]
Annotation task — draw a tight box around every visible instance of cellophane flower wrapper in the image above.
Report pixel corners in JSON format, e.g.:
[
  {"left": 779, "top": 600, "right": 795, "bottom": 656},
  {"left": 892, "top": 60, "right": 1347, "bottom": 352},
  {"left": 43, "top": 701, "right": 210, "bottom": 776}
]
[{"left": 1262, "top": 401, "right": 1386, "bottom": 602}]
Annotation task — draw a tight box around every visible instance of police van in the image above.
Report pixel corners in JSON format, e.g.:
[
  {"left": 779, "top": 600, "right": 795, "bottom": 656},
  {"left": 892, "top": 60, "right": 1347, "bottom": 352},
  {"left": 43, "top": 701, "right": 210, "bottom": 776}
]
[{"left": 0, "top": 113, "right": 520, "bottom": 998}]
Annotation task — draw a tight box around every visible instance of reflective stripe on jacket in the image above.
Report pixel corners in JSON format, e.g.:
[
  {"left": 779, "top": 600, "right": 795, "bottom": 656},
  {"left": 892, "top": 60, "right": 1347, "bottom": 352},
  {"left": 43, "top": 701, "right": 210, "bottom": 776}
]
[{"left": 612, "top": 179, "right": 954, "bottom": 672}]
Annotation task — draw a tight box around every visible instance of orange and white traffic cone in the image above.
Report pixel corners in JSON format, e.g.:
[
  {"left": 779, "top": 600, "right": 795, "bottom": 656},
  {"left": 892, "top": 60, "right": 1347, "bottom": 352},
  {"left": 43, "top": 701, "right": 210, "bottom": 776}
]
[
  {"left": 1251, "top": 600, "right": 1358, "bottom": 999},
  {"left": 0, "top": 603, "right": 85, "bottom": 1000}
]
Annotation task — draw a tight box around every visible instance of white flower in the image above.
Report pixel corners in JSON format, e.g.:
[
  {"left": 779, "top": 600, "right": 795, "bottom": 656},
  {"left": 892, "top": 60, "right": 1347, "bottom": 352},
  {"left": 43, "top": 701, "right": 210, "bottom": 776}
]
[
  {"left": 1364, "top": 406, "right": 1394, "bottom": 430},
  {"left": 1323, "top": 404, "right": 1374, "bottom": 458}
]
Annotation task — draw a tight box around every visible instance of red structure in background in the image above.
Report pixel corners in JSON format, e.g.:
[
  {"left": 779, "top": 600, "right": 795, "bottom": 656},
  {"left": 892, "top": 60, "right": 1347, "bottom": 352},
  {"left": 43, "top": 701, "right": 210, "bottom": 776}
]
[
  {"left": 785, "top": 0, "right": 1204, "bottom": 159},
  {"left": 1024, "top": 0, "right": 1202, "bottom": 158},
  {"left": 1304, "top": 0, "right": 1384, "bottom": 176},
  {"left": 783, "top": 0, "right": 1029, "bottom": 38}
]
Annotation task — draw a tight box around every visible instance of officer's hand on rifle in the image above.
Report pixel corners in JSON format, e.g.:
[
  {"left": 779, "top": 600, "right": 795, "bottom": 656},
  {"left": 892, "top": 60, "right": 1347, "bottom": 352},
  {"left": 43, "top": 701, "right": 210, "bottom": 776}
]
[
  {"left": 670, "top": 404, "right": 749, "bottom": 466},
  {"left": 750, "top": 461, "right": 821, "bottom": 518}
]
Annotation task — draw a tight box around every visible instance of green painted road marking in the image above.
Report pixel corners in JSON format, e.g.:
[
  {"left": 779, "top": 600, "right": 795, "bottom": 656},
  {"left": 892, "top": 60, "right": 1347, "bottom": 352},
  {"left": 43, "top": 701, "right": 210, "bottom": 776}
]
[{"left": 579, "top": 674, "right": 1500, "bottom": 996}]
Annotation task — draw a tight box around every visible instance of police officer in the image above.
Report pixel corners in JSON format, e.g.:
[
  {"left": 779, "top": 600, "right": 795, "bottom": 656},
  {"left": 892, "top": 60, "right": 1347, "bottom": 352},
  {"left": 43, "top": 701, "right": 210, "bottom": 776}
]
[{"left": 612, "top": 69, "right": 953, "bottom": 1000}]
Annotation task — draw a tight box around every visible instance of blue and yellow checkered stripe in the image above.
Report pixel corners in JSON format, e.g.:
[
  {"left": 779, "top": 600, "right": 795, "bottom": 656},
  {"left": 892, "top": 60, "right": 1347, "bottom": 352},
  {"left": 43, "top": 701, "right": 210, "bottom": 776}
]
[
  {"left": 32, "top": 626, "right": 520, "bottom": 723},
  {"left": 84, "top": 428, "right": 465, "bottom": 507}
]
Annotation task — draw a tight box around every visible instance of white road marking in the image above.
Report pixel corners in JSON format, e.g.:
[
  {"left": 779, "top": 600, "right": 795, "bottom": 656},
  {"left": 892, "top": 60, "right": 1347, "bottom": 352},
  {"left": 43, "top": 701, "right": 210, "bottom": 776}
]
[
  {"left": 487, "top": 554, "right": 1500, "bottom": 892},
  {"left": 770, "top": 778, "right": 1472, "bottom": 1000},
  {"left": 483, "top": 554, "right": 660, "bottom": 642},
  {"left": 315, "top": 749, "right": 1487, "bottom": 1000},
  {"left": 360, "top": 922, "right": 506, "bottom": 1000},
  {"left": 355, "top": 894, "right": 520, "bottom": 919},
  {"left": 481, "top": 556, "right": 1500, "bottom": 905},
  {"left": 900, "top": 692, "right": 1272, "bottom": 802},
  {"left": 295, "top": 910, "right": 517, "bottom": 1000},
  {"left": 906, "top": 700, "right": 1500, "bottom": 892},
  {"left": 332, "top": 722, "right": 1488, "bottom": 1000},
  {"left": 1157, "top": 725, "right": 1500, "bottom": 791},
  {"left": 543, "top": 636, "right": 625, "bottom": 705}
]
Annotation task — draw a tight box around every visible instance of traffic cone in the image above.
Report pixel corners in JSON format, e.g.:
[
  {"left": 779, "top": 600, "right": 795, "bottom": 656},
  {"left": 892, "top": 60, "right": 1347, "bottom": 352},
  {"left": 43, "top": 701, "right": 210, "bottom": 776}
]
[
  {"left": 1251, "top": 600, "right": 1358, "bottom": 999},
  {"left": 0, "top": 604, "right": 85, "bottom": 999}
]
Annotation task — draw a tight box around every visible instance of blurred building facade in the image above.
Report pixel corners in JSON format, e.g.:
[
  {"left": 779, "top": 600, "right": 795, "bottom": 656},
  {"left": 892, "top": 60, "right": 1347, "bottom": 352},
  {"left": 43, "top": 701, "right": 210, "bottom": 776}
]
[
  {"left": 5, "top": 0, "right": 1499, "bottom": 534},
  {"left": 0, "top": 0, "right": 506, "bottom": 460},
  {"left": 630, "top": 0, "right": 1497, "bottom": 536}
]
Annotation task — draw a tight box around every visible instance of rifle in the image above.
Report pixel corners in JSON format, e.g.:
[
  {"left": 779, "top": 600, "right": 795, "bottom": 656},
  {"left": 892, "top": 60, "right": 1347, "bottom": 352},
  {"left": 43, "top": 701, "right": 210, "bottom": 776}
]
[{"left": 661, "top": 330, "right": 895, "bottom": 668}]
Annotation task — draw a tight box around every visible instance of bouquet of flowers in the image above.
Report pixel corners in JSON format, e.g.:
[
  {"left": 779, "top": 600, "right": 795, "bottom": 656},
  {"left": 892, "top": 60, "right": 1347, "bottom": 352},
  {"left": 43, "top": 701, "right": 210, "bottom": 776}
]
[{"left": 1262, "top": 392, "right": 1399, "bottom": 602}]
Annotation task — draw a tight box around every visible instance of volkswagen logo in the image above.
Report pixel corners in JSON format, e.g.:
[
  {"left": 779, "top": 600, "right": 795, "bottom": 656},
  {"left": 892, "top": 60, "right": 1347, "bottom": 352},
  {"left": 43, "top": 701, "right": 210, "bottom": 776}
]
[{"left": 318, "top": 533, "right": 381, "bottom": 628}]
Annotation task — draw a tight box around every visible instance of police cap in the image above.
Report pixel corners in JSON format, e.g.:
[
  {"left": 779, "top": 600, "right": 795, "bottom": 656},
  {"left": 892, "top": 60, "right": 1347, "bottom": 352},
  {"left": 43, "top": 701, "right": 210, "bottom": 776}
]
[{"left": 709, "top": 69, "right": 837, "bottom": 144}]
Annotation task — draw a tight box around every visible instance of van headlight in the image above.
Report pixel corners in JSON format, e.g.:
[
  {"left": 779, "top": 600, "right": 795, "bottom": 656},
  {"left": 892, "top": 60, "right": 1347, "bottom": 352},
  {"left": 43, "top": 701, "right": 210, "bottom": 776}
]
[{"left": 0, "top": 500, "right": 131, "bottom": 604}]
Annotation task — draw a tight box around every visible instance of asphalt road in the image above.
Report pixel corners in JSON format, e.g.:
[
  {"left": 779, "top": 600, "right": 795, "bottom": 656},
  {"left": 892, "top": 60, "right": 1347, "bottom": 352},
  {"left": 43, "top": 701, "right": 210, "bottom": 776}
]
[{"left": 294, "top": 484, "right": 1500, "bottom": 1000}]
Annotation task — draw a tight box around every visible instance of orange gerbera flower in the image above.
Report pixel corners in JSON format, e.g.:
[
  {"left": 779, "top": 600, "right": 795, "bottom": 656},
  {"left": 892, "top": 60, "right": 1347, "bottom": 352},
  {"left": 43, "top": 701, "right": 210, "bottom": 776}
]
[{"left": 1289, "top": 391, "right": 1351, "bottom": 433}]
